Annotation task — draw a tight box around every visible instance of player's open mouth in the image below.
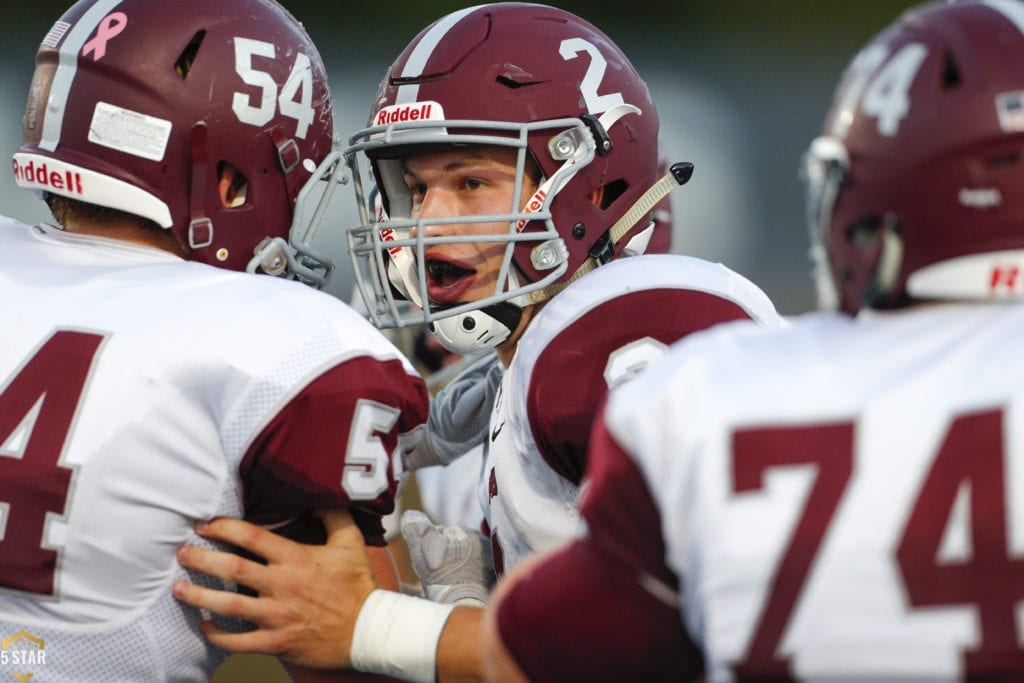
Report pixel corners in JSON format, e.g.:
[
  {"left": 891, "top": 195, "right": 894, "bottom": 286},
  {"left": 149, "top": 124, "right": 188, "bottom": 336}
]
[
  {"left": 426, "top": 258, "right": 475, "bottom": 303},
  {"left": 428, "top": 259, "right": 473, "bottom": 287}
]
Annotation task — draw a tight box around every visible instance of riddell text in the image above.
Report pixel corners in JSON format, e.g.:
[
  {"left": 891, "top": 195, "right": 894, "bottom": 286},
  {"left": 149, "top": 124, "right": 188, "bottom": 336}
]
[
  {"left": 375, "top": 103, "right": 434, "bottom": 126},
  {"left": 12, "top": 158, "right": 84, "bottom": 194}
]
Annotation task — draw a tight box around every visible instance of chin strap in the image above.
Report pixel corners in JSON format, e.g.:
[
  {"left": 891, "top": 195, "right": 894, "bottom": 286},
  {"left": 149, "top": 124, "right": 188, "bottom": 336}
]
[
  {"left": 526, "top": 161, "right": 695, "bottom": 305},
  {"left": 429, "top": 301, "right": 523, "bottom": 355},
  {"left": 863, "top": 213, "right": 905, "bottom": 309}
]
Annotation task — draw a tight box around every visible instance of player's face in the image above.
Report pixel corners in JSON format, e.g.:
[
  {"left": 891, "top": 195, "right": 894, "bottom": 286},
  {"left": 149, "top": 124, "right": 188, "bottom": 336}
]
[{"left": 401, "top": 146, "right": 537, "bottom": 307}]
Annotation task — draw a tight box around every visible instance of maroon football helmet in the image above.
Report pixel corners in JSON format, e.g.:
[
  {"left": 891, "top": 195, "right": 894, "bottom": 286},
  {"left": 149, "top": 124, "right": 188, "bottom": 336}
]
[
  {"left": 344, "top": 3, "right": 688, "bottom": 352},
  {"left": 14, "top": 0, "right": 337, "bottom": 286},
  {"left": 804, "top": 0, "right": 1024, "bottom": 314}
]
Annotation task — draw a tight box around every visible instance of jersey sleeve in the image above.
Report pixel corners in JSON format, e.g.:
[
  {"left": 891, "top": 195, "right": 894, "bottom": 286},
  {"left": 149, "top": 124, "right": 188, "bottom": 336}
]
[
  {"left": 527, "top": 287, "right": 753, "bottom": 485},
  {"left": 494, "top": 413, "right": 703, "bottom": 681},
  {"left": 239, "top": 355, "right": 428, "bottom": 546}
]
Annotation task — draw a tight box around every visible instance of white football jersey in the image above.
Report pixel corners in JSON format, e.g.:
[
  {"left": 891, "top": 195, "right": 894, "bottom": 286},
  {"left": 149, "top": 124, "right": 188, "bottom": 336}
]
[
  {"left": 0, "top": 219, "right": 428, "bottom": 681},
  {"left": 603, "top": 302, "right": 1024, "bottom": 681},
  {"left": 481, "top": 254, "right": 782, "bottom": 574}
]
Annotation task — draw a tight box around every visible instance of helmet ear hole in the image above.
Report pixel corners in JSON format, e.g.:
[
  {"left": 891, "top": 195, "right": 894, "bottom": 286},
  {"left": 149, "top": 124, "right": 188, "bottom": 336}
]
[
  {"left": 846, "top": 215, "right": 882, "bottom": 251},
  {"left": 175, "top": 30, "right": 206, "bottom": 79},
  {"left": 218, "top": 162, "right": 249, "bottom": 208},
  {"left": 596, "top": 179, "right": 626, "bottom": 210},
  {"left": 941, "top": 52, "right": 961, "bottom": 90}
]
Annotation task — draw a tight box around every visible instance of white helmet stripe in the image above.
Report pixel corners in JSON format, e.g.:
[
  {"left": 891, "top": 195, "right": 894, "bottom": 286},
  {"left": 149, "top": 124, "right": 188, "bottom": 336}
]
[
  {"left": 395, "top": 4, "right": 484, "bottom": 105},
  {"left": 983, "top": 0, "right": 1024, "bottom": 36},
  {"left": 41, "top": 0, "right": 125, "bottom": 152}
]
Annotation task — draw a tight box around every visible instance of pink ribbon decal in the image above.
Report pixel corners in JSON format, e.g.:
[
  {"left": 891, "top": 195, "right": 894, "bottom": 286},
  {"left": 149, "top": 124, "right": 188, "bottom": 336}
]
[{"left": 82, "top": 12, "right": 127, "bottom": 61}]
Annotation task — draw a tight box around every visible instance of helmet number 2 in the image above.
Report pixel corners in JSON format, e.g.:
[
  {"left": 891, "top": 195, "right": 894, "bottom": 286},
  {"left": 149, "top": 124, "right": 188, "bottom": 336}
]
[
  {"left": 232, "top": 37, "right": 315, "bottom": 139},
  {"left": 559, "top": 38, "right": 625, "bottom": 115}
]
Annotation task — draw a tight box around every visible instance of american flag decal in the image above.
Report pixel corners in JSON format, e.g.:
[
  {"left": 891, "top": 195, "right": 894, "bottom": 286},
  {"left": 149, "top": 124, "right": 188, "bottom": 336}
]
[{"left": 42, "top": 21, "right": 71, "bottom": 49}]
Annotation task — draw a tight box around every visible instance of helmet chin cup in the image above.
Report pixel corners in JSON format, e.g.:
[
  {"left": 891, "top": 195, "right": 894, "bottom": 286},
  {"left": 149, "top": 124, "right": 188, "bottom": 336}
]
[{"left": 429, "top": 304, "right": 521, "bottom": 355}]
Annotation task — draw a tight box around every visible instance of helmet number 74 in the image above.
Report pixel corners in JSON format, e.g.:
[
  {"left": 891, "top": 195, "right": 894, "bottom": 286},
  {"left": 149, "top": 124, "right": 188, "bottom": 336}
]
[{"left": 729, "top": 409, "right": 1024, "bottom": 678}]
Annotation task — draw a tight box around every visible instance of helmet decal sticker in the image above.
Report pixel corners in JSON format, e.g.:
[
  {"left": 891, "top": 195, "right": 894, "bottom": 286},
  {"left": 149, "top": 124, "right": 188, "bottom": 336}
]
[
  {"left": 996, "top": 91, "right": 1024, "bottom": 132},
  {"left": 231, "top": 38, "right": 316, "bottom": 139},
  {"left": 87, "top": 102, "right": 172, "bottom": 161},
  {"left": 42, "top": 0, "right": 125, "bottom": 152},
  {"left": 374, "top": 101, "right": 443, "bottom": 126},
  {"left": 81, "top": 11, "right": 127, "bottom": 61},
  {"left": 11, "top": 156, "right": 85, "bottom": 196},
  {"left": 394, "top": 4, "right": 480, "bottom": 105},
  {"left": 559, "top": 38, "right": 625, "bottom": 115},
  {"left": 41, "top": 21, "right": 72, "bottom": 49}
]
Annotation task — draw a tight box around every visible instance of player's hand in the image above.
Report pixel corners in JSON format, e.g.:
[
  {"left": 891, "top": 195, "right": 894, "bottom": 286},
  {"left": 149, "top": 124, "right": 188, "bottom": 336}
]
[
  {"left": 401, "top": 509, "right": 494, "bottom": 606},
  {"left": 173, "top": 510, "right": 376, "bottom": 669}
]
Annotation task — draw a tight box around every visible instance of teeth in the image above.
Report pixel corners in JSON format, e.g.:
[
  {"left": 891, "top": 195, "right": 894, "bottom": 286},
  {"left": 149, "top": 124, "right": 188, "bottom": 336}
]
[
  {"left": 427, "top": 260, "right": 472, "bottom": 286},
  {"left": 428, "top": 261, "right": 470, "bottom": 276}
]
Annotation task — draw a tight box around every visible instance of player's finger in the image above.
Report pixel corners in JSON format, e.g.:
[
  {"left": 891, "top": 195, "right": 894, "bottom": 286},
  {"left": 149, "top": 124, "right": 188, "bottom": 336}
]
[
  {"left": 171, "top": 579, "right": 265, "bottom": 622},
  {"left": 194, "top": 517, "right": 294, "bottom": 564},
  {"left": 177, "top": 544, "right": 270, "bottom": 592},
  {"left": 198, "top": 620, "right": 287, "bottom": 656}
]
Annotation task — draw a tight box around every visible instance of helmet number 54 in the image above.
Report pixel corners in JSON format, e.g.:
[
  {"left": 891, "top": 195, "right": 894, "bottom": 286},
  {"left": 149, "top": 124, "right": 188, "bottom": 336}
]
[{"left": 232, "top": 37, "right": 315, "bottom": 139}]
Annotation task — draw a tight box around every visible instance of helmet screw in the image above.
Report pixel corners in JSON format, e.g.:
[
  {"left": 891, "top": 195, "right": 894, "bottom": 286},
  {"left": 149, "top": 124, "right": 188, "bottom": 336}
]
[
  {"left": 554, "top": 137, "right": 575, "bottom": 157},
  {"left": 462, "top": 316, "right": 476, "bottom": 331},
  {"left": 572, "top": 223, "right": 586, "bottom": 240}
]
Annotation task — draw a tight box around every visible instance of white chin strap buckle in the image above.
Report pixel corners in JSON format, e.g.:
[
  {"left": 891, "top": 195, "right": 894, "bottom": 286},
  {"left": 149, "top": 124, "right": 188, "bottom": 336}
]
[{"left": 430, "top": 310, "right": 513, "bottom": 355}]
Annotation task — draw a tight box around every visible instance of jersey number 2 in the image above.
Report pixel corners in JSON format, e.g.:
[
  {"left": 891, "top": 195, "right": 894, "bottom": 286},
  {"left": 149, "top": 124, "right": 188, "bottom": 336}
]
[
  {"left": 731, "top": 409, "right": 1024, "bottom": 679},
  {"left": 0, "top": 330, "right": 103, "bottom": 596}
]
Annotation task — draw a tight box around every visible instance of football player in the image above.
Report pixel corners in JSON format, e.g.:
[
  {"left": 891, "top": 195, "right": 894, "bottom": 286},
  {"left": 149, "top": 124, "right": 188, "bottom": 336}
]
[
  {"left": 486, "top": 0, "right": 1024, "bottom": 679},
  {"left": 0, "top": 0, "right": 427, "bottom": 681},
  {"left": 174, "top": 3, "right": 782, "bottom": 681},
  {"left": 405, "top": 144, "right": 678, "bottom": 594},
  {"left": 342, "top": 0, "right": 781, "bottom": 578}
]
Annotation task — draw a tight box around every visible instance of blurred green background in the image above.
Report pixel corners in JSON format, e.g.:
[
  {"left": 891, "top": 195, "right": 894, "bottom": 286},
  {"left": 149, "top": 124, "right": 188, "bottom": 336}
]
[{"left": 0, "top": 0, "right": 920, "bottom": 315}]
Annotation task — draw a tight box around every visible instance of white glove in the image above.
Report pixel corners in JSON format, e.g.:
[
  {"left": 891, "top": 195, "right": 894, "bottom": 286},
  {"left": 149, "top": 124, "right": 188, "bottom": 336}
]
[{"left": 400, "top": 510, "right": 494, "bottom": 607}]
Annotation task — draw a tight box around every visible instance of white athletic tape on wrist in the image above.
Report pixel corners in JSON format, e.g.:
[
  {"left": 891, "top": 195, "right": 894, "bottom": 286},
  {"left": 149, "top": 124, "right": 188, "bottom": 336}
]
[{"left": 350, "top": 589, "right": 456, "bottom": 683}]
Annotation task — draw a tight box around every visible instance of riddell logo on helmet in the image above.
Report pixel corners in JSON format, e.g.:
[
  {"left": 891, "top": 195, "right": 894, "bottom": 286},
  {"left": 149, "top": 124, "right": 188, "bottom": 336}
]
[
  {"left": 990, "top": 265, "right": 1023, "bottom": 294},
  {"left": 379, "top": 226, "right": 403, "bottom": 258},
  {"left": 12, "top": 158, "right": 84, "bottom": 194},
  {"left": 375, "top": 101, "right": 443, "bottom": 126},
  {"left": 516, "top": 189, "right": 548, "bottom": 230}
]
